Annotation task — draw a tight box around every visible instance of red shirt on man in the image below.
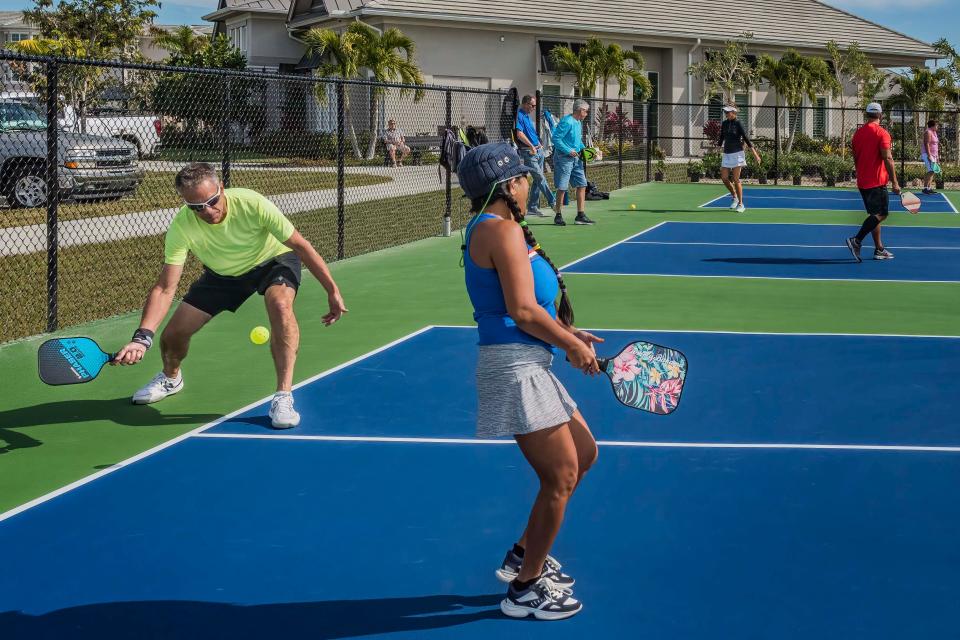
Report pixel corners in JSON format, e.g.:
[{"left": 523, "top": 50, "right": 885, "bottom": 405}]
[{"left": 851, "top": 121, "right": 892, "bottom": 190}]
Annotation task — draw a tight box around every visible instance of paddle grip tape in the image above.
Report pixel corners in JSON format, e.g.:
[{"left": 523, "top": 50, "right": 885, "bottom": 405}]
[{"left": 132, "top": 328, "right": 155, "bottom": 350}]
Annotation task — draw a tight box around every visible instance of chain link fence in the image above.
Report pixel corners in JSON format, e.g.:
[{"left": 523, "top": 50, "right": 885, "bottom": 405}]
[
  {"left": 0, "top": 52, "right": 518, "bottom": 343},
  {"left": 533, "top": 90, "right": 650, "bottom": 194},
  {"left": 648, "top": 101, "right": 960, "bottom": 188}
]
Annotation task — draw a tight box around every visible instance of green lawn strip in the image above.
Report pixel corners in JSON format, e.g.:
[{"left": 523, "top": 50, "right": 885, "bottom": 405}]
[
  {"left": 2, "top": 181, "right": 959, "bottom": 513},
  {"left": 1, "top": 170, "right": 390, "bottom": 228}
]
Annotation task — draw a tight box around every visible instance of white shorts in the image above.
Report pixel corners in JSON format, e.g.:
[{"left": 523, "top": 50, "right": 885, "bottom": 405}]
[{"left": 722, "top": 151, "right": 747, "bottom": 169}]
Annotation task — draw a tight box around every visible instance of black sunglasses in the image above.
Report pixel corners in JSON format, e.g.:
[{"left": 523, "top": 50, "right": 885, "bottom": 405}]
[{"left": 185, "top": 188, "right": 221, "bottom": 212}]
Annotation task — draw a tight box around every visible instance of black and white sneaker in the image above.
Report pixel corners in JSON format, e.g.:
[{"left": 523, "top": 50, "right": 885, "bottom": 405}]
[
  {"left": 500, "top": 577, "right": 582, "bottom": 621},
  {"left": 874, "top": 247, "right": 895, "bottom": 260},
  {"left": 574, "top": 213, "right": 596, "bottom": 225},
  {"left": 495, "top": 550, "right": 575, "bottom": 591},
  {"left": 554, "top": 214, "right": 567, "bottom": 226},
  {"left": 845, "top": 236, "right": 862, "bottom": 263}
]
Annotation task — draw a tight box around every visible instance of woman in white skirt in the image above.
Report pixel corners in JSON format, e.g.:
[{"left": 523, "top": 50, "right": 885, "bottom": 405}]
[
  {"left": 458, "top": 142, "right": 602, "bottom": 621},
  {"left": 717, "top": 104, "right": 761, "bottom": 213}
]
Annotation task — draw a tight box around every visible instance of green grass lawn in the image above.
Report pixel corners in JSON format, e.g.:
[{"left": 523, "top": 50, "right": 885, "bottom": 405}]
[
  {"left": 1, "top": 170, "right": 391, "bottom": 228},
  {"left": 1, "top": 182, "right": 959, "bottom": 514}
]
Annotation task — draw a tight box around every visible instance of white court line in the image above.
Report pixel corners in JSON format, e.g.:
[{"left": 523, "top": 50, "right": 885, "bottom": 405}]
[
  {"left": 562, "top": 271, "right": 960, "bottom": 284},
  {"left": 660, "top": 220, "right": 960, "bottom": 229},
  {"left": 193, "top": 433, "right": 960, "bottom": 453},
  {"left": 558, "top": 220, "right": 667, "bottom": 271},
  {"left": 698, "top": 193, "right": 730, "bottom": 208},
  {"left": 622, "top": 240, "right": 960, "bottom": 250},
  {"left": 430, "top": 323, "right": 960, "bottom": 340},
  {"left": 945, "top": 195, "right": 960, "bottom": 214},
  {"left": 0, "top": 325, "right": 437, "bottom": 524}
]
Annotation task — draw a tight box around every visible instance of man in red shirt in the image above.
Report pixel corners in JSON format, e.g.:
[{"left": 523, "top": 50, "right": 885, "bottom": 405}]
[{"left": 846, "top": 102, "right": 900, "bottom": 262}]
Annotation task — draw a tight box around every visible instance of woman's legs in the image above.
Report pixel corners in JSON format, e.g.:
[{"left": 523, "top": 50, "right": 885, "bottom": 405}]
[
  {"left": 721, "top": 167, "right": 735, "bottom": 199},
  {"left": 732, "top": 166, "right": 745, "bottom": 205},
  {"left": 514, "top": 413, "right": 598, "bottom": 580}
]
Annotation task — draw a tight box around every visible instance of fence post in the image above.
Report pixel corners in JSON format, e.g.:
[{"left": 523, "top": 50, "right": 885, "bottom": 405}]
[
  {"left": 443, "top": 89, "right": 452, "bottom": 237},
  {"left": 774, "top": 105, "right": 780, "bottom": 186},
  {"left": 221, "top": 76, "right": 232, "bottom": 188},
  {"left": 535, "top": 89, "right": 542, "bottom": 138},
  {"left": 900, "top": 112, "right": 906, "bottom": 181},
  {"left": 646, "top": 103, "right": 652, "bottom": 182},
  {"left": 336, "top": 80, "right": 345, "bottom": 260},
  {"left": 43, "top": 60, "right": 60, "bottom": 333},
  {"left": 617, "top": 103, "right": 624, "bottom": 189}
]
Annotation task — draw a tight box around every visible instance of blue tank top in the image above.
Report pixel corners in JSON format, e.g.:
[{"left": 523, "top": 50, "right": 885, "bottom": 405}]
[{"left": 464, "top": 213, "right": 559, "bottom": 351}]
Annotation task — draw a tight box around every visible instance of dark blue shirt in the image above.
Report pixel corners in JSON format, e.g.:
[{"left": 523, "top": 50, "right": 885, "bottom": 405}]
[{"left": 515, "top": 109, "right": 540, "bottom": 148}]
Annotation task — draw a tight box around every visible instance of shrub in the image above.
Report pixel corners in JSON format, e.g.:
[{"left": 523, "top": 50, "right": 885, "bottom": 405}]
[
  {"left": 701, "top": 152, "right": 721, "bottom": 178},
  {"left": 703, "top": 119, "right": 722, "bottom": 142}
]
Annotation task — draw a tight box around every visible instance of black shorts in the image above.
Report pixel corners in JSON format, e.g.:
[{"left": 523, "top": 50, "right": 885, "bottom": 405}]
[
  {"left": 859, "top": 186, "right": 890, "bottom": 217},
  {"left": 183, "top": 252, "right": 302, "bottom": 316}
]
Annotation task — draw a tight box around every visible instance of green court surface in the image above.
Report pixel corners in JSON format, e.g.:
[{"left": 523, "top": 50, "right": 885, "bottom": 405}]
[{"left": 2, "top": 182, "right": 959, "bottom": 515}]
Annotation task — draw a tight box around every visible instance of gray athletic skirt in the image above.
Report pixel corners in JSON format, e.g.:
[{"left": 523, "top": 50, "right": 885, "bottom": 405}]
[{"left": 476, "top": 343, "right": 578, "bottom": 438}]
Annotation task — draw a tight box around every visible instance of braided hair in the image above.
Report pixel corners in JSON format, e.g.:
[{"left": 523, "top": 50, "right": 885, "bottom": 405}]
[{"left": 468, "top": 181, "right": 574, "bottom": 326}]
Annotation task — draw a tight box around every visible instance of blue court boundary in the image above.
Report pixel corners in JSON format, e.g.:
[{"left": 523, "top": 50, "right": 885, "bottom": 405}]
[
  {"left": 560, "top": 221, "right": 960, "bottom": 283},
  {"left": 4, "top": 324, "right": 960, "bottom": 527},
  {"left": 699, "top": 187, "right": 959, "bottom": 213}
]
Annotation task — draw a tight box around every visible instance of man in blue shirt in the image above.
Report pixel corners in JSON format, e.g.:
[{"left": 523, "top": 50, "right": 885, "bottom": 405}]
[
  {"left": 551, "top": 100, "right": 594, "bottom": 226},
  {"left": 515, "top": 94, "right": 556, "bottom": 218}
]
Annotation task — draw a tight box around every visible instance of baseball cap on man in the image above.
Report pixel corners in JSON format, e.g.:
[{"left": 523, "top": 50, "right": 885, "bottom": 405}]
[
  {"left": 456, "top": 142, "right": 534, "bottom": 199},
  {"left": 865, "top": 102, "right": 883, "bottom": 115},
  {"left": 722, "top": 105, "right": 738, "bottom": 113}
]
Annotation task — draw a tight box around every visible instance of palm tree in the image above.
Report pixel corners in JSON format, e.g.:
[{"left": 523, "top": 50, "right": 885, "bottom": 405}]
[
  {"left": 150, "top": 25, "right": 211, "bottom": 59},
  {"left": 302, "top": 22, "right": 424, "bottom": 160},
  {"left": 349, "top": 23, "right": 424, "bottom": 160},
  {"left": 550, "top": 41, "right": 599, "bottom": 98},
  {"left": 887, "top": 66, "right": 955, "bottom": 142},
  {"left": 760, "top": 49, "right": 836, "bottom": 153},
  {"left": 302, "top": 26, "right": 364, "bottom": 157},
  {"left": 592, "top": 39, "right": 651, "bottom": 139}
]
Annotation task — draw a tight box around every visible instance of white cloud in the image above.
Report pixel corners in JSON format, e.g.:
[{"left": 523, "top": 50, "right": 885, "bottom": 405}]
[{"left": 824, "top": 0, "right": 945, "bottom": 8}]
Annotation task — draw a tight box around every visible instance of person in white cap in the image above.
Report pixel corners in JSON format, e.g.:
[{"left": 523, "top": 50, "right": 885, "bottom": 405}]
[
  {"left": 716, "top": 104, "right": 761, "bottom": 213},
  {"left": 846, "top": 102, "right": 900, "bottom": 262}
]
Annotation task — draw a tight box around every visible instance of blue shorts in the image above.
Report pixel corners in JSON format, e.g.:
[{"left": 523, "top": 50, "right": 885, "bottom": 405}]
[{"left": 553, "top": 153, "right": 587, "bottom": 191}]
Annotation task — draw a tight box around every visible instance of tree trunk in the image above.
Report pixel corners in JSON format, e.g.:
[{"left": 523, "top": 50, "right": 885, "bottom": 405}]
[
  {"left": 600, "top": 81, "right": 609, "bottom": 141},
  {"left": 839, "top": 101, "right": 847, "bottom": 159},
  {"left": 785, "top": 105, "right": 798, "bottom": 155},
  {"left": 341, "top": 93, "right": 362, "bottom": 159},
  {"left": 364, "top": 89, "right": 379, "bottom": 161}
]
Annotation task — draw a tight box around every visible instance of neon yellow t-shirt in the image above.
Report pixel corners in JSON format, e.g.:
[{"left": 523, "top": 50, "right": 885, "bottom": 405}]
[{"left": 164, "top": 188, "right": 295, "bottom": 276}]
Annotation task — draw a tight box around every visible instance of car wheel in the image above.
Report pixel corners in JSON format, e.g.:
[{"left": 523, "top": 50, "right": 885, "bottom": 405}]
[{"left": 7, "top": 169, "right": 47, "bottom": 208}]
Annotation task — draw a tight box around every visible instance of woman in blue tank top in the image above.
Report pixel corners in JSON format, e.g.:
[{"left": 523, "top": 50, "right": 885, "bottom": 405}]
[{"left": 458, "top": 143, "right": 601, "bottom": 621}]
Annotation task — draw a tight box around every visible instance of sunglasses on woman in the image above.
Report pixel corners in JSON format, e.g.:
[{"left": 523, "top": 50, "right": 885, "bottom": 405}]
[{"left": 184, "top": 187, "right": 221, "bottom": 212}]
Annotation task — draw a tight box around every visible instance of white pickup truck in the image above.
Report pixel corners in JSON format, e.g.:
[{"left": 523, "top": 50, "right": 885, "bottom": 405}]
[{"left": 0, "top": 92, "right": 162, "bottom": 158}]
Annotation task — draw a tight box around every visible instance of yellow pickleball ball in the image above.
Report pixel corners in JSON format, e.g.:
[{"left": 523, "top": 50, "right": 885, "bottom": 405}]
[
  {"left": 630, "top": 204, "right": 637, "bottom": 210},
  {"left": 250, "top": 326, "right": 270, "bottom": 345}
]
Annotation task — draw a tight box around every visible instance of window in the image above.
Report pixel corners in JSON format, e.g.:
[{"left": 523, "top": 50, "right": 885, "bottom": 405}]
[
  {"left": 735, "top": 93, "right": 749, "bottom": 132},
  {"left": 228, "top": 24, "right": 247, "bottom": 52},
  {"left": 643, "top": 71, "right": 659, "bottom": 140},
  {"left": 539, "top": 40, "right": 583, "bottom": 73},
  {"left": 813, "top": 97, "right": 827, "bottom": 139},
  {"left": 541, "top": 84, "right": 561, "bottom": 117},
  {"left": 708, "top": 95, "right": 723, "bottom": 122},
  {"left": 789, "top": 107, "right": 805, "bottom": 135},
  {"left": 6, "top": 33, "right": 30, "bottom": 43}
]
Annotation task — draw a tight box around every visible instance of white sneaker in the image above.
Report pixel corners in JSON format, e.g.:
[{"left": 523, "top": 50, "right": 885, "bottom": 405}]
[
  {"left": 132, "top": 371, "right": 184, "bottom": 405},
  {"left": 269, "top": 392, "right": 301, "bottom": 429},
  {"left": 729, "top": 198, "right": 740, "bottom": 209},
  {"left": 500, "top": 576, "right": 582, "bottom": 621},
  {"left": 736, "top": 204, "right": 746, "bottom": 213}
]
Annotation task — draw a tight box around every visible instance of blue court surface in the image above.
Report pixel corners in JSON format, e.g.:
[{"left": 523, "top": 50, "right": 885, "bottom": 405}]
[
  {"left": 2, "top": 326, "right": 959, "bottom": 639},
  {"left": 562, "top": 221, "right": 960, "bottom": 282},
  {"left": 701, "top": 187, "right": 958, "bottom": 213}
]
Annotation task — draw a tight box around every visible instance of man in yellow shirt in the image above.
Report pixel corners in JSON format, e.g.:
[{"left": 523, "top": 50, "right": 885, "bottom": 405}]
[{"left": 112, "top": 163, "right": 347, "bottom": 429}]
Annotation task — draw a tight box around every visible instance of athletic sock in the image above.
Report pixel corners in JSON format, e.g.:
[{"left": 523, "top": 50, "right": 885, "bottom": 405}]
[
  {"left": 855, "top": 216, "right": 881, "bottom": 242},
  {"left": 511, "top": 577, "right": 537, "bottom": 591},
  {"left": 577, "top": 210, "right": 585, "bottom": 216},
  {"left": 512, "top": 543, "right": 525, "bottom": 558}
]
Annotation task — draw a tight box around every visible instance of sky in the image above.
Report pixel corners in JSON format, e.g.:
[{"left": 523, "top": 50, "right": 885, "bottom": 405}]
[{"left": 0, "top": 0, "right": 957, "bottom": 57}]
